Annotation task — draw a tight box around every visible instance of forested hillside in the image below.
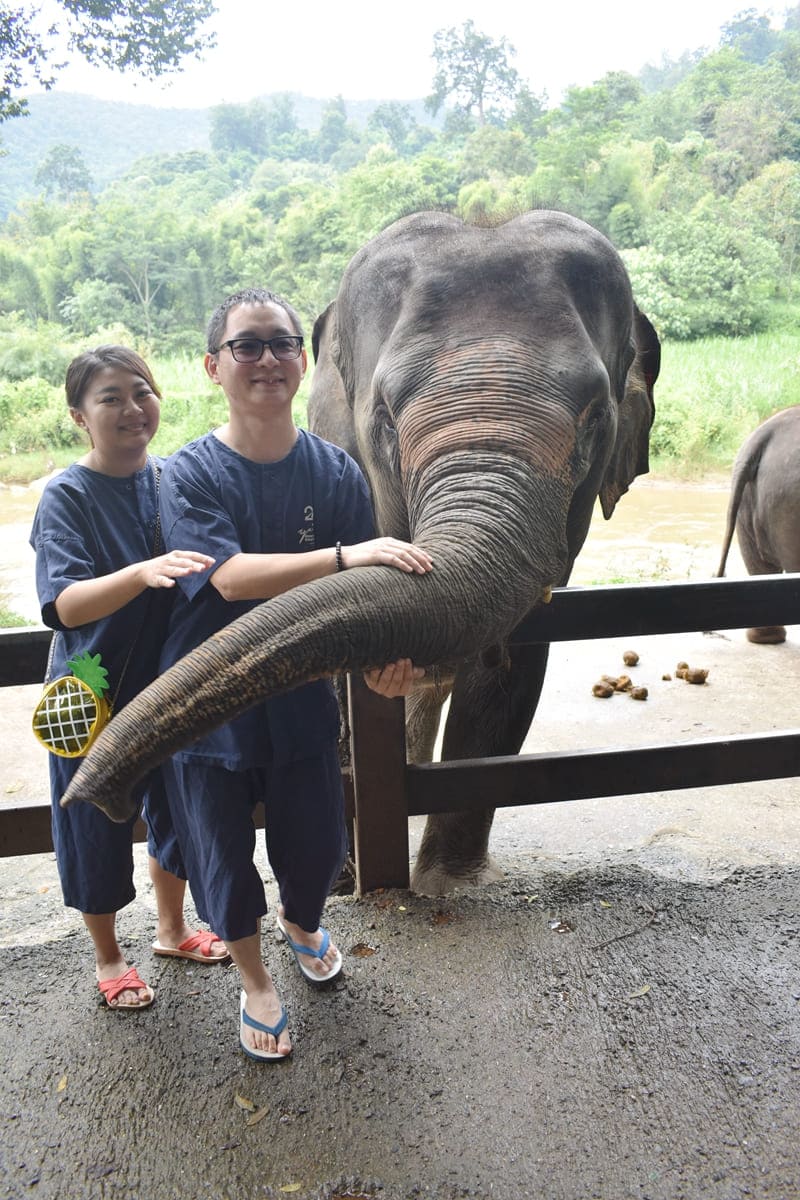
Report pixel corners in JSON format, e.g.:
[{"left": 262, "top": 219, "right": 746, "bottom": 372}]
[
  {"left": 0, "top": 94, "right": 211, "bottom": 216},
  {"left": 0, "top": 92, "right": 435, "bottom": 219},
  {"left": 1, "top": 6, "right": 799, "bottom": 418}
]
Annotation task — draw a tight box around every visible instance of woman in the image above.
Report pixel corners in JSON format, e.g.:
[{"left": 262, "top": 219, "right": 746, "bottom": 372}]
[{"left": 30, "top": 345, "right": 227, "bottom": 1010}]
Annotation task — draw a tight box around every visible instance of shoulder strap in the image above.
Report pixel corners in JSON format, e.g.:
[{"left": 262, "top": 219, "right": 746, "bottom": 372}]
[
  {"left": 110, "top": 457, "right": 163, "bottom": 709},
  {"left": 151, "top": 460, "right": 162, "bottom": 556}
]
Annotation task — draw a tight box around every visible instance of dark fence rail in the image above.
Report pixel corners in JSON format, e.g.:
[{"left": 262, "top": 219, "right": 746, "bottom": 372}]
[
  {"left": 0, "top": 626, "right": 50, "bottom": 686},
  {"left": 346, "top": 574, "right": 800, "bottom": 892},
  {"left": 3, "top": 575, "right": 799, "bottom": 891}
]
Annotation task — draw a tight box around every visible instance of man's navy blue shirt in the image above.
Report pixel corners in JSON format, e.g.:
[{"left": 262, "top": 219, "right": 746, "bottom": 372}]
[{"left": 159, "top": 429, "right": 374, "bottom": 768}]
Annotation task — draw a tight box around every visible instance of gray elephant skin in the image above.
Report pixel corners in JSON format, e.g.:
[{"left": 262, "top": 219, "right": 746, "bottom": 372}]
[
  {"left": 716, "top": 404, "right": 800, "bottom": 645},
  {"left": 62, "top": 210, "right": 660, "bottom": 895}
]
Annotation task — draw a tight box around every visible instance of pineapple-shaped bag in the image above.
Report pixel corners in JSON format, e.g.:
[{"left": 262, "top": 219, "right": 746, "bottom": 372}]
[{"left": 32, "top": 651, "right": 112, "bottom": 757}]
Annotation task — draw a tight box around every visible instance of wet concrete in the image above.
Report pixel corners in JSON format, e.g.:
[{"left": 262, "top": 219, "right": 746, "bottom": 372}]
[
  {"left": 2, "top": 855, "right": 799, "bottom": 1199},
  {"left": 2, "top": 480, "right": 799, "bottom": 1199}
]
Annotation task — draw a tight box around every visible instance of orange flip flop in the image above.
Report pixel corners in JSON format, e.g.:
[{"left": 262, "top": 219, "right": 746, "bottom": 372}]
[
  {"left": 98, "top": 966, "right": 154, "bottom": 1010},
  {"left": 152, "top": 929, "right": 230, "bottom": 963}
]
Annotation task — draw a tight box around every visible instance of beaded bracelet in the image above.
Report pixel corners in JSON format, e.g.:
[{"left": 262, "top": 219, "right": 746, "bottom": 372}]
[{"left": 335, "top": 541, "right": 345, "bottom": 571}]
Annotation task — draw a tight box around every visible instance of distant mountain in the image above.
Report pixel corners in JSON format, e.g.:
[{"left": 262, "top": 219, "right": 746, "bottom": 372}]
[
  {"left": 0, "top": 93, "right": 210, "bottom": 218},
  {"left": 0, "top": 91, "right": 434, "bottom": 220}
]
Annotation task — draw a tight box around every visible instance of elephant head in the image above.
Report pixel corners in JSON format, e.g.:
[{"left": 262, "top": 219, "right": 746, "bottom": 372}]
[{"left": 61, "top": 210, "right": 659, "bottom": 890}]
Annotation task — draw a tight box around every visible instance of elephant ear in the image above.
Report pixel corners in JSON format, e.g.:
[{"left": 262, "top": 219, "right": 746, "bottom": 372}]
[
  {"left": 599, "top": 307, "right": 661, "bottom": 520},
  {"left": 308, "top": 302, "right": 361, "bottom": 465}
]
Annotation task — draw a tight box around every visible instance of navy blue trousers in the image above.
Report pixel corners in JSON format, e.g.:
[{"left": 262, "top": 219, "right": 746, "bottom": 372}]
[
  {"left": 162, "top": 746, "right": 346, "bottom": 943},
  {"left": 50, "top": 757, "right": 185, "bottom": 914}
]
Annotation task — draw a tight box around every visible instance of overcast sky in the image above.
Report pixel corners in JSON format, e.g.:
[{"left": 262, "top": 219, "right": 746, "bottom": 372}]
[{"left": 39, "top": 0, "right": 782, "bottom": 109}]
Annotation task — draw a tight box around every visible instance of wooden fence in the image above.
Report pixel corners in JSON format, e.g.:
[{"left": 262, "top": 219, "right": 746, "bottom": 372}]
[{"left": 2, "top": 574, "right": 799, "bottom": 895}]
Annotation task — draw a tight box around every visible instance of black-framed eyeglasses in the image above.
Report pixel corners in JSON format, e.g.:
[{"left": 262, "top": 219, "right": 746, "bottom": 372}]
[{"left": 214, "top": 335, "right": 304, "bottom": 363}]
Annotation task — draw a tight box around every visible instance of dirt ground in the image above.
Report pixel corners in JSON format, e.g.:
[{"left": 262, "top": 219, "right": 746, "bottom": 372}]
[{"left": 1, "top": 622, "right": 799, "bottom": 1200}]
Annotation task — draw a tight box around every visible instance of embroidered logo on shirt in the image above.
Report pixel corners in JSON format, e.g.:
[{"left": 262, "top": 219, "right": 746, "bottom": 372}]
[{"left": 298, "top": 504, "right": 315, "bottom": 547}]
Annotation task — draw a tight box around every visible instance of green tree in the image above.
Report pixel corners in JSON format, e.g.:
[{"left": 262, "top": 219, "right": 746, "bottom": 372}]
[
  {"left": 426, "top": 20, "right": 520, "bottom": 125},
  {"left": 1, "top": 0, "right": 216, "bottom": 122},
  {"left": 34, "top": 144, "right": 93, "bottom": 203},
  {"left": 508, "top": 85, "right": 548, "bottom": 141},
  {"left": 720, "top": 8, "right": 780, "bottom": 63},
  {"left": 210, "top": 101, "right": 268, "bottom": 158},
  {"left": 59, "top": 278, "right": 133, "bottom": 334},
  {"left": 623, "top": 198, "right": 779, "bottom": 338},
  {"left": 91, "top": 189, "right": 187, "bottom": 340},
  {"left": 645, "top": 131, "right": 712, "bottom": 215},
  {"left": 712, "top": 63, "right": 800, "bottom": 173},
  {"left": 672, "top": 47, "right": 745, "bottom": 135},
  {"left": 314, "top": 96, "right": 362, "bottom": 165},
  {"left": 457, "top": 126, "right": 535, "bottom": 182},
  {"left": 262, "top": 94, "right": 312, "bottom": 159},
  {"left": 0, "top": 245, "right": 45, "bottom": 320},
  {"left": 733, "top": 159, "right": 800, "bottom": 295},
  {"left": 367, "top": 102, "right": 417, "bottom": 154},
  {"left": 533, "top": 72, "right": 645, "bottom": 215}
]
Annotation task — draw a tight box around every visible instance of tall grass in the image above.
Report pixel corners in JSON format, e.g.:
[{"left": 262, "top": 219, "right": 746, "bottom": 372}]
[
  {"left": 649, "top": 331, "right": 800, "bottom": 478},
  {"left": 1, "top": 330, "right": 798, "bottom": 486}
]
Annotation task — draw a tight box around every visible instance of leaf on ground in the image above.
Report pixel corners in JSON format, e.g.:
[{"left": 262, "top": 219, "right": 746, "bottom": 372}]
[
  {"left": 627, "top": 984, "right": 651, "bottom": 999},
  {"left": 37, "top": 885, "right": 50, "bottom": 894},
  {"left": 234, "top": 1093, "right": 256, "bottom": 1112},
  {"left": 350, "top": 942, "right": 376, "bottom": 957},
  {"left": 5, "top": 782, "right": 22, "bottom": 793},
  {"left": 246, "top": 1106, "right": 269, "bottom": 1126},
  {"left": 56, "top": 1075, "right": 67, "bottom": 1092},
  {"left": 599, "top": 899, "right": 613, "bottom": 908},
  {"left": 279, "top": 1183, "right": 303, "bottom": 1194},
  {"left": 431, "top": 910, "right": 455, "bottom": 925}
]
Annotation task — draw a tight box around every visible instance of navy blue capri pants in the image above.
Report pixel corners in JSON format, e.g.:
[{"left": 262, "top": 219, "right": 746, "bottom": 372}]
[{"left": 162, "top": 744, "right": 347, "bottom": 943}]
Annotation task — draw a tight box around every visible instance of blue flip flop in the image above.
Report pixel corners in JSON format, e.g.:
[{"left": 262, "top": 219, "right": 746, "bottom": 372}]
[
  {"left": 239, "top": 991, "right": 291, "bottom": 1062},
  {"left": 276, "top": 913, "right": 343, "bottom": 984}
]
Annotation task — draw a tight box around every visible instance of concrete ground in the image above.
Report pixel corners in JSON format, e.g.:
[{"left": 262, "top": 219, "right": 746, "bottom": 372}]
[{"left": 1, "top": 624, "right": 799, "bottom": 1200}]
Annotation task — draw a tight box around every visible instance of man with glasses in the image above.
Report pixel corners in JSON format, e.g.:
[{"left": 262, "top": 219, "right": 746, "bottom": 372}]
[{"left": 157, "top": 288, "right": 431, "bottom": 1061}]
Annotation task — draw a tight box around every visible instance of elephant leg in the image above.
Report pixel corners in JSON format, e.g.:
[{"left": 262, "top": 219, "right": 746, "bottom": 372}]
[
  {"left": 737, "top": 510, "right": 788, "bottom": 644},
  {"left": 411, "top": 641, "right": 551, "bottom": 895}
]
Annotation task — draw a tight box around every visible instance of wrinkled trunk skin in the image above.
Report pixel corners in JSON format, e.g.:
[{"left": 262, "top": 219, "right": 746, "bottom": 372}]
[{"left": 61, "top": 465, "right": 568, "bottom": 822}]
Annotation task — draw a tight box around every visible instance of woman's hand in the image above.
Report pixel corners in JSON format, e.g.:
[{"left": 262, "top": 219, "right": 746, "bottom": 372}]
[
  {"left": 143, "top": 550, "right": 216, "bottom": 589},
  {"left": 364, "top": 658, "right": 425, "bottom": 698},
  {"left": 340, "top": 537, "right": 433, "bottom": 575}
]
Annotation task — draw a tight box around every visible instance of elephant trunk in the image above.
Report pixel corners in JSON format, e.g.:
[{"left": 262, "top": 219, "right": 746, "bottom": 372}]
[{"left": 61, "top": 462, "right": 569, "bottom": 821}]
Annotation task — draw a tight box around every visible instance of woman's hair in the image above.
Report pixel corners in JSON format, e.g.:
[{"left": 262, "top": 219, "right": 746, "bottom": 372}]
[
  {"left": 65, "top": 345, "right": 162, "bottom": 410},
  {"left": 206, "top": 288, "right": 304, "bottom": 353}
]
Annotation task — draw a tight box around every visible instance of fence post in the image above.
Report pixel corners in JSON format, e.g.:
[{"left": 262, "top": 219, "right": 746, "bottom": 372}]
[{"left": 347, "top": 672, "right": 409, "bottom": 895}]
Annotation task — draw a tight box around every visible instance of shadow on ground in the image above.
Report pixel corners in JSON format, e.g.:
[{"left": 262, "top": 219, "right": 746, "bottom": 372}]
[{"left": 1, "top": 856, "right": 799, "bottom": 1200}]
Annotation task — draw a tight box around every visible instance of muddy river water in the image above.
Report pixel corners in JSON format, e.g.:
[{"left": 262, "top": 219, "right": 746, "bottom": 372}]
[{"left": 0, "top": 474, "right": 743, "bottom": 624}]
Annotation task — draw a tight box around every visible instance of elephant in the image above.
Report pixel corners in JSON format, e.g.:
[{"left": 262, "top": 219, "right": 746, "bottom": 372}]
[
  {"left": 61, "top": 209, "right": 660, "bottom": 895},
  {"left": 716, "top": 404, "right": 800, "bottom": 645}
]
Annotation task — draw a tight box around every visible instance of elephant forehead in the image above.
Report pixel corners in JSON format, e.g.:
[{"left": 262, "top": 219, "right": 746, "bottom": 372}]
[
  {"left": 391, "top": 343, "right": 580, "bottom": 476},
  {"left": 397, "top": 395, "right": 576, "bottom": 475}
]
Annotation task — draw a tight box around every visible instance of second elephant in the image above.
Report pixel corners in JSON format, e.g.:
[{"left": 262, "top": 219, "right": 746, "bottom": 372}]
[{"left": 716, "top": 404, "right": 800, "bottom": 644}]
